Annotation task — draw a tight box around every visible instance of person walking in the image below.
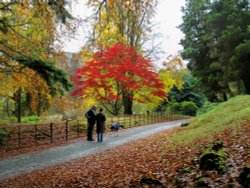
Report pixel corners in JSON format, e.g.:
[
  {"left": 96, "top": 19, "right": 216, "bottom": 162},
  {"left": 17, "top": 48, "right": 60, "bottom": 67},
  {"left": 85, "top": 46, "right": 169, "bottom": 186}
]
[
  {"left": 85, "top": 105, "right": 97, "bottom": 141},
  {"left": 96, "top": 108, "right": 106, "bottom": 142}
]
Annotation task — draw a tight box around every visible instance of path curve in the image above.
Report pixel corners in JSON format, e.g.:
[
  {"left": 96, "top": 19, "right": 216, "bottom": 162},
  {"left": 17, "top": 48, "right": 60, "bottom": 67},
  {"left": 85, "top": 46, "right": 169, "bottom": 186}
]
[{"left": 0, "top": 119, "right": 187, "bottom": 180}]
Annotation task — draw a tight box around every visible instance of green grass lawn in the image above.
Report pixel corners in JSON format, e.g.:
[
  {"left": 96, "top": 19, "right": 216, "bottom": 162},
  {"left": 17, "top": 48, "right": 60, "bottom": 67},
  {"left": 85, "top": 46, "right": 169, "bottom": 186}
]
[{"left": 168, "top": 95, "right": 250, "bottom": 147}]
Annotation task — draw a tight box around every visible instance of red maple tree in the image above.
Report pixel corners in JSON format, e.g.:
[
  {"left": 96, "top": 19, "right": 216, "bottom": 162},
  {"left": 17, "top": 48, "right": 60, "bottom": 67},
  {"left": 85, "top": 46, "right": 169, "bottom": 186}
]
[{"left": 72, "top": 43, "right": 165, "bottom": 115}]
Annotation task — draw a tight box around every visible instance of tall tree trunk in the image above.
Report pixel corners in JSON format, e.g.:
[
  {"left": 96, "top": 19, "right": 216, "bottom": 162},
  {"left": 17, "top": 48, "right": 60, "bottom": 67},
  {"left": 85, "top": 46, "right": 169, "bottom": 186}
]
[
  {"left": 36, "top": 91, "right": 42, "bottom": 116},
  {"left": 122, "top": 92, "right": 133, "bottom": 115},
  {"left": 242, "top": 75, "right": 250, "bottom": 94},
  {"left": 26, "top": 92, "right": 32, "bottom": 116},
  {"left": 222, "top": 92, "right": 227, "bottom": 101},
  {"left": 14, "top": 88, "right": 22, "bottom": 123},
  {"left": 5, "top": 98, "right": 10, "bottom": 117}
]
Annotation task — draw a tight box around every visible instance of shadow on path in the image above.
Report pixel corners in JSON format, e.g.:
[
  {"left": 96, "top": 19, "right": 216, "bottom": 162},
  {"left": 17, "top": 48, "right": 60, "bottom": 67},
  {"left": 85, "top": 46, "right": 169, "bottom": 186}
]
[{"left": 0, "top": 119, "right": 188, "bottom": 180}]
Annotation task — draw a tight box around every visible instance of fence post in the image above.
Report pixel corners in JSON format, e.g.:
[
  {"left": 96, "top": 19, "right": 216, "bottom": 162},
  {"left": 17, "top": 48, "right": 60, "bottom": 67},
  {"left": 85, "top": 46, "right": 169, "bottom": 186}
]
[
  {"left": 50, "top": 123, "right": 53, "bottom": 143},
  {"left": 144, "top": 113, "right": 146, "bottom": 125},
  {"left": 18, "top": 125, "right": 21, "bottom": 148},
  {"left": 123, "top": 115, "right": 125, "bottom": 127},
  {"left": 134, "top": 114, "right": 136, "bottom": 126},
  {"left": 35, "top": 124, "right": 38, "bottom": 145},
  {"left": 77, "top": 120, "right": 80, "bottom": 138},
  {"left": 65, "top": 120, "right": 69, "bottom": 141}
]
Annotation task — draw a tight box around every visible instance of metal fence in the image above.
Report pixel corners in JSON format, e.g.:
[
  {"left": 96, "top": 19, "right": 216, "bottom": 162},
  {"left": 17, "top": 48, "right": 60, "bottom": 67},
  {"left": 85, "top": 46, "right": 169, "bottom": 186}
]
[{"left": 0, "top": 113, "right": 189, "bottom": 151}]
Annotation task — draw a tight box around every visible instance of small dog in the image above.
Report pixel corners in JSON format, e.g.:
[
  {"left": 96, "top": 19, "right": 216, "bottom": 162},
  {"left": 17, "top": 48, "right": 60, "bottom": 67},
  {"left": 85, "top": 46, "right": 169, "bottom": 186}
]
[{"left": 110, "top": 123, "right": 124, "bottom": 132}]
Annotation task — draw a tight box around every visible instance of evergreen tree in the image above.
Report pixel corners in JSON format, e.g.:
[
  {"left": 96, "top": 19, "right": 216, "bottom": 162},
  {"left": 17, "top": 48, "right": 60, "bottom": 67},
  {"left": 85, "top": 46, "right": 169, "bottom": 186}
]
[{"left": 180, "top": 0, "right": 250, "bottom": 100}]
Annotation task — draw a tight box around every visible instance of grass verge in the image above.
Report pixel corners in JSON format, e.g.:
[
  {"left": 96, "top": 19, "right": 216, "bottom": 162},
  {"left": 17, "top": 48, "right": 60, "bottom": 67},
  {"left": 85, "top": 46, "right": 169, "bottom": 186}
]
[{"left": 167, "top": 95, "right": 250, "bottom": 147}]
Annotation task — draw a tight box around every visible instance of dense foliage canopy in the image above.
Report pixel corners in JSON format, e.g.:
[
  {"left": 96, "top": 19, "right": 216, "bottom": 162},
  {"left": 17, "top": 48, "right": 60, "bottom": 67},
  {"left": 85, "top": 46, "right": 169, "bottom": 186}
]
[
  {"left": 180, "top": 0, "right": 250, "bottom": 101},
  {"left": 0, "top": 1, "right": 72, "bottom": 122},
  {"left": 72, "top": 43, "right": 165, "bottom": 115},
  {"left": 81, "top": 0, "right": 159, "bottom": 114}
]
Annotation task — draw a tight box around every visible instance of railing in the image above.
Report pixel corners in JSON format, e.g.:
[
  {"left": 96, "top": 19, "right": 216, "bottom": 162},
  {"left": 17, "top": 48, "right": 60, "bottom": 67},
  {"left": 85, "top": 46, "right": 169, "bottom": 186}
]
[{"left": 0, "top": 113, "right": 190, "bottom": 151}]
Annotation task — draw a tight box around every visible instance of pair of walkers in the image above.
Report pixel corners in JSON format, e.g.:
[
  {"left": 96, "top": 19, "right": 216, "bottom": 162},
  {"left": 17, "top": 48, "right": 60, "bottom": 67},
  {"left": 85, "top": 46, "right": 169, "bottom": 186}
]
[{"left": 85, "top": 105, "right": 106, "bottom": 142}]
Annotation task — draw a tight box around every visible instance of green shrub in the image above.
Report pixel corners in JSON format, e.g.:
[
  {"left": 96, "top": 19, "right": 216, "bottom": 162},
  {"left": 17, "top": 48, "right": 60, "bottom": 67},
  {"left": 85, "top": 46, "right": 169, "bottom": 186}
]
[
  {"left": 169, "top": 101, "right": 198, "bottom": 116},
  {"left": 197, "top": 101, "right": 220, "bottom": 115},
  {"left": 181, "top": 101, "right": 198, "bottom": 116},
  {"left": 0, "top": 128, "right": 10, "bottom": 146},
  {"left": 21, "top": 116, "right": 39, "bottom": 124},
  {"left": 0, "top": 116, "right": 17, "bottom": 124}
]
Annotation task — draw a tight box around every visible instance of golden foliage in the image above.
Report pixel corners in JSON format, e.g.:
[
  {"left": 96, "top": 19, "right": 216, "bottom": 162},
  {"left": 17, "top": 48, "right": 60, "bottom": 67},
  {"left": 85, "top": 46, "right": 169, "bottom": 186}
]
[{"left": 0, "top": 1, "right": 71, "bottom": 114}]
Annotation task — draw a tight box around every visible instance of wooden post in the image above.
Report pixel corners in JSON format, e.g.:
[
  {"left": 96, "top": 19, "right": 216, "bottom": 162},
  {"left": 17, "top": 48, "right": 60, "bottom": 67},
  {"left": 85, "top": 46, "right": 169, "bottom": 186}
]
[
  {"left": 134, "top": 114, "right": 136, "bottom": 126},
  {"left": 77, "top": 120, "right": 80, "bottom": 138},
  {"left": 128, "top": 115, "right": 130, "bottom": 127},
  {"left": 124, "top": 115, "right": 126, "bottom": 127},
  {"left": 142, "top": 114, "right": 145, "bottom": 125},
  {"left": 17, "top": 89, "right": 22, "bottom": 123},
  {"left": 50, "top": 123, "right": 53, "bottom": 143},
  {"left": 35, "top": 124, "right": 38, "bottom": 145},
  {"left": 18, "top": 125, "right": 21, "bottom": 148},
  {"left": 65, "top": 120, "right": 69, "bottom": 141}
]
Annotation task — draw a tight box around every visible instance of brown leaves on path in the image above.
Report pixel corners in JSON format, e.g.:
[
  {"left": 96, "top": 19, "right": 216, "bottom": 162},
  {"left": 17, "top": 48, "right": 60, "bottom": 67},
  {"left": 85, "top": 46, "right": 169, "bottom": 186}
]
[{"left": 0, "top": 124, "right": 249, "bottom": 188}]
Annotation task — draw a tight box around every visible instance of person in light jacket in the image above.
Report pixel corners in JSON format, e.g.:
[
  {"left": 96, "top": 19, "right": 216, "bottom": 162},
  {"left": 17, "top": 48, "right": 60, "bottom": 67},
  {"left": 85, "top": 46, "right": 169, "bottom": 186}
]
[{"left": 96, "top": 108, "right": 106, "bottom": 142}]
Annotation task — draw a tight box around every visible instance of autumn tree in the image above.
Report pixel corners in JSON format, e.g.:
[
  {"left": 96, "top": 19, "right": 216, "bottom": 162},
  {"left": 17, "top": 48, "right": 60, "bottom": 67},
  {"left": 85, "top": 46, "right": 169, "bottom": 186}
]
[
  {"left": 81, "top": 0, "right": 159, "bottom": 114},
  {"left": 72, "top": 43, "right": 165, "bottom": 115},
  {"left": 0, "top": 1, "right": 73, "bottom": 122}
]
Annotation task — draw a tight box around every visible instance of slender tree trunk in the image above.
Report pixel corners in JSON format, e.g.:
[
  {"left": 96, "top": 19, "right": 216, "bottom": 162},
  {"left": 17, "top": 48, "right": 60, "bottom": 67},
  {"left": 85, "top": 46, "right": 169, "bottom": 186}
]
[
  {"left": 122, "top": 92, "right": 133, "bottom": 115},
  {"left": 26, "top": 92, "right": 32, "bottom": 116},
  {"left": 37, "top": 91, "right": 42, "bottom": 116},
  {"left": 5, "top": 98, "right": 10, "bottom": 117},
  {"left": 222, "top": 92, "right": 227, "bottom": 101},
  {"left": 14, "top": 88, "right": 22, "bottom": 123},
  {"left": 238, "top": 52, "right": 250, "bottom": 94},
  {"left": 242, "top": 75, "right": 250, "bottom": 94}
]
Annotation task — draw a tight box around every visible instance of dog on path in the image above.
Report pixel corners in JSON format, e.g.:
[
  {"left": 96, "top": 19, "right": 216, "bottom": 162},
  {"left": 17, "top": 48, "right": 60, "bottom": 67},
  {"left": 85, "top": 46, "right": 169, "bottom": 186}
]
[{"left": 110, "top": 123, "right": 124, "bottom": 136}]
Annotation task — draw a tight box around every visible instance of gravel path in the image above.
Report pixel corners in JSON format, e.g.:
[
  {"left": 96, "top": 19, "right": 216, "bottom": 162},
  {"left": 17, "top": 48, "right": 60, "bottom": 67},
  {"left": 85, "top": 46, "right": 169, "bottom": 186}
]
[{"left": 0, "top": 119, "right": 187, "bottom": 180}]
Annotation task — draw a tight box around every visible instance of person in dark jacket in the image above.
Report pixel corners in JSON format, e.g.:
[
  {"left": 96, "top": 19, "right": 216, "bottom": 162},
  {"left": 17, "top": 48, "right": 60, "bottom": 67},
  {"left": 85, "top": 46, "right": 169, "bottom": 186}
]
[
  {"left": 86, "top": 105, "right": 97, "bottom": 141},
  {"left": 96, "top": 108, "right": 106, "bottom": 142}
]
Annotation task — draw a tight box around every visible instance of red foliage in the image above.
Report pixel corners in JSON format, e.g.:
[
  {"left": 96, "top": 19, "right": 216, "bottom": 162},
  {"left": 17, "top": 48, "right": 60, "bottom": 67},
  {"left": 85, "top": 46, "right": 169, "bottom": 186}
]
[{"left": 71, "top": 43, "right": 165, "bottom": 102}]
